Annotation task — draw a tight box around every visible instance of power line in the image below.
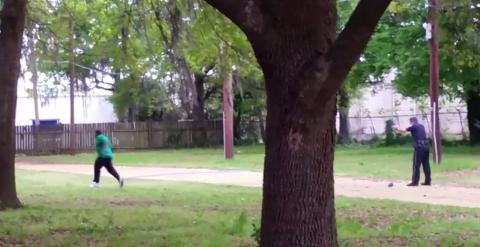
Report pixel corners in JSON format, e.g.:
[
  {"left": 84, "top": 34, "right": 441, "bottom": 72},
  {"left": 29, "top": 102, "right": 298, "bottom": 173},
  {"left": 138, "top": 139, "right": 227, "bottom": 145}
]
[{"left": 41, "top": 60, "right": 121, "bottom": 76}]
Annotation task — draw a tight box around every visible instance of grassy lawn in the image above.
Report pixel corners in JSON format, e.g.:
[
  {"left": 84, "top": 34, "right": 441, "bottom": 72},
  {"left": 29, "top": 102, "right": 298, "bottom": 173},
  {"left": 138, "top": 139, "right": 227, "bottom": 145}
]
[
  {"left": 17, "top": 145, "right": 480, "bottom": 182},
  {"left": 1, "top": 171, "right": 480, "bottom": 246}
]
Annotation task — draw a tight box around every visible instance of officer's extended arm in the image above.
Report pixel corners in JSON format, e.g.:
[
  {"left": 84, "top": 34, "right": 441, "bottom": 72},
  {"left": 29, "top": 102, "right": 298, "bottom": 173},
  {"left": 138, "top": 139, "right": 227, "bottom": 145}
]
[{"left": 393, "top": 125, "right": 408, "bottom": 133}]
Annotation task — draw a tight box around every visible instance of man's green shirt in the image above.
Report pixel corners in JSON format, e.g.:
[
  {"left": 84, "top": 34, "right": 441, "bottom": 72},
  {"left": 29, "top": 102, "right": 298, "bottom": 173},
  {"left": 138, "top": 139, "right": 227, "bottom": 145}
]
[{"left": 96, "top": 134, "right": 113, "bottom": 158}]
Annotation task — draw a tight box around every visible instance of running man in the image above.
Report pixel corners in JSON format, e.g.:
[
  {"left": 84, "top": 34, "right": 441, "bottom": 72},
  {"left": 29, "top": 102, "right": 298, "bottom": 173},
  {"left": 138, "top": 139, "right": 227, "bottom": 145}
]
[
  {"left": 394, "top": 117, "right": 431, "bottom": 186},
  {"left": 92, "top": 130, "right": 124, "bottom": 188}
]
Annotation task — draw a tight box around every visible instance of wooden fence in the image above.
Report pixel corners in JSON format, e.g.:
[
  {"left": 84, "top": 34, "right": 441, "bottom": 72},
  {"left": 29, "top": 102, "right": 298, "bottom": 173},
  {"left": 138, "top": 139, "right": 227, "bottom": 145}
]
[{"left": 16, "top": 121, "right": 224, "bottom": 155}]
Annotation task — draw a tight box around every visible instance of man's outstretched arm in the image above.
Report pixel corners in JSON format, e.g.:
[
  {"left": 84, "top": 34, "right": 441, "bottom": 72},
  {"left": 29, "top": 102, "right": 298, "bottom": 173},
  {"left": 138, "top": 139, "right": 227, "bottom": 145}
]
[{"left": 393, "top": 125, "right": 408, "bottom": 133}]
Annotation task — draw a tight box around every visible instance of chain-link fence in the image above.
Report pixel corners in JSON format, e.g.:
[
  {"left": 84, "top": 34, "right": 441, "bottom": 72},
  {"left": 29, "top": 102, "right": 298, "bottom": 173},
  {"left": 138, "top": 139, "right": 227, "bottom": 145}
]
[{"left": 343, "top": 111, "right": 468, "bottom": 142}]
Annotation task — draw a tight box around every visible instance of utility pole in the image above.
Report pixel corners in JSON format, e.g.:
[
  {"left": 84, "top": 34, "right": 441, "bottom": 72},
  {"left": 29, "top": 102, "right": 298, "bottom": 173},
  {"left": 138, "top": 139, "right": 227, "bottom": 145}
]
[
  {"left": 220, "top": 43, "right": 234, "bottom": 159},
  {"left": 223, "top": 72, "right": 234, "bottom": 159},
  {"left": 427, "top": 0, "right": 442, "bottom": 164},
  {"left": 69, "top": 19, "right": 76, "bottom": 155}
]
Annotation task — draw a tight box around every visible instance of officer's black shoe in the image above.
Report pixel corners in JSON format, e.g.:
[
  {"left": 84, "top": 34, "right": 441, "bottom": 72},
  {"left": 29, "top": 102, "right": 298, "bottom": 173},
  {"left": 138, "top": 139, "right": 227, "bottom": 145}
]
[
  {"left": 421, "top": 182, "right": 431, "bottom": 186},
  {"left": 407, "top": 182, "right": 419, "bottom": 186}
]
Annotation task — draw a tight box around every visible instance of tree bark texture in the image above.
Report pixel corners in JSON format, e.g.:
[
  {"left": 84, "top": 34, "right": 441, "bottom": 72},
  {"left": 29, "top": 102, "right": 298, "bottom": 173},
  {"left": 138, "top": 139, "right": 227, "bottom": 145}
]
[
  {"left": 0, "top": 0, "right": 26, "bottom": 210},
  {"left": 204, "top": 0, "right": 392, "bottom": 245}
]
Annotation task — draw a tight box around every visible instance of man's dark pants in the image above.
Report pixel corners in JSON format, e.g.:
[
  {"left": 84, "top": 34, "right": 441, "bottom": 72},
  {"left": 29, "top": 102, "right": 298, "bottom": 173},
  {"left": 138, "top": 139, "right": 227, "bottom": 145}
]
[
  {"left": 93, "top": 157, "right": 120, "bottom": 183},
  {"left": 412, "top": 146, "right": 431, "bottom": 184}
]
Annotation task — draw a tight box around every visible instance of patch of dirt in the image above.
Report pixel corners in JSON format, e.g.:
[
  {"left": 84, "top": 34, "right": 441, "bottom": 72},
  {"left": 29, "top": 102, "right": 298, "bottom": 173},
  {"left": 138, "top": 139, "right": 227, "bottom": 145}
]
[
  {"left": 15, "top": 158, "right": 51, "bottom": 165},
  {"left": 455, "top": 169, "right": 480, "bottom": 177},
  {"left": 341, "top": 236, "right": 409, "bottom": 247},
  {"left": 440, "top": 168, "right": 480, "bottom": 178},
  {"left": 436, "top": 169, "right": 480, "bottom": 188},
  {"left": 343, "top": 233, "right": 478, "bottom": 247},
  {"left": 50, "top": 229, "right": 72, "bottom": 239},
  {"left": 338, "top": 206, "right": 394, "bottom": 229},
  {"left": 447, "top": 214, "right": 480, "bottom": 221},
  {"left": 338, "top": 207, "right": 480, "bottom": 231},
  {"left": 108, "top": 199, "right": 158, "bottom": 208},
  {"left": 430, "top": 232, "right": 479, "bottom": 247},
  {"left": 235, "top": 239, "right": 258, "bottom": 247},
  {"left": 0, "top": 236, "right": 42, "bottom": 247},
  {"left": 207, "top": 204, "right": 261, "bottom": 216}
]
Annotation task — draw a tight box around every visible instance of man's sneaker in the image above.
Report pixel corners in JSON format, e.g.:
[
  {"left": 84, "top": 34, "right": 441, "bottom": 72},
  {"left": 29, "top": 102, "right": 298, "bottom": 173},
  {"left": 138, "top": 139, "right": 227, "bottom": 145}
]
[
  {"left": 119, "top": 178, "right": 124, "bottom": 188},
  {"left": 407, "top": 182, "right": 419, "bottom": 187},
  {"left": 91, "top": 182, "right": 101, "bottom": 188},
  {"left": 421, "top": 182, "right": 431, "bottom": 186}
]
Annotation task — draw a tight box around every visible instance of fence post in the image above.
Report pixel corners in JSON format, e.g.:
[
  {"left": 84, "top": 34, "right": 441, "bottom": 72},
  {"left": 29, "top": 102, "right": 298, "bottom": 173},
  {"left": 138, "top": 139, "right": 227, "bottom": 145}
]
[
  {"left": 147, "top": 120, "right": 152, "bottom": 149},
  {"left": 109, "top": 123, "right": 114, "bottom": 147}
]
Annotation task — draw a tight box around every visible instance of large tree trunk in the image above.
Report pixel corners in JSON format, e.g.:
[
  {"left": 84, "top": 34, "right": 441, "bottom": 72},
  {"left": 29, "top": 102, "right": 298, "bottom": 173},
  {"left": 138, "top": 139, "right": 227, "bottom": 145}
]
[
  {"left": 262, "top": 93, "right": 338, "bottom": 245},
  {"left": 192, "top": 72, "right": 207, "bottom": 146},
  {"left": 205, "top": 0, "right": 391, "bottom": 245},
  {"left": 467, "top": 89, "right": 480, "bottom": 145},
  {"left": 233, "top": 94, "right": 242, "bottom": 143},
  {"left": 0, "top": 0, "right": 27, "bottom": 210},
  {"left": 338, "top": 86, "right": 351, "bottom": 144},
  {"left": 192, "top": 72, "right": 207, "bottom": 122},
  {"left": 256, "top": 9, "right": 340, "bottom": 242}
]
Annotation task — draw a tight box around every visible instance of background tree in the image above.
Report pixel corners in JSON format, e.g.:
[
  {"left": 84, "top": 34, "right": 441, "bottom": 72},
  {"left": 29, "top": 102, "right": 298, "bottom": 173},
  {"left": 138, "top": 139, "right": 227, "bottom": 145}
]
[
  {"left": 0, "top": 0, "right": 27, "bottom": 210},
  {"left": 337, "top": 0, "right": 390, "bottom": 144},
  {"left": 26, "top": 0, "right": 266, "bottom": 149}
]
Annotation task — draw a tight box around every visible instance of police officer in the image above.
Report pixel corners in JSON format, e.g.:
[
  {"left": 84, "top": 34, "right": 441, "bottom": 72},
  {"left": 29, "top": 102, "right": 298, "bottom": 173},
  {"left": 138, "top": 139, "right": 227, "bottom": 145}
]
[{"left": 394, "top": 117, "right": 431, "bottom": 186}]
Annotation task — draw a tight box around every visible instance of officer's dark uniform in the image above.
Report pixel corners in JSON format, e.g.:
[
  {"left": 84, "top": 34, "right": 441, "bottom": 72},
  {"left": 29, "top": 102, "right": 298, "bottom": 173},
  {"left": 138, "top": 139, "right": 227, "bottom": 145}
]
[{"left": 407, "top": 123, "right": 431, "bottom": 185}]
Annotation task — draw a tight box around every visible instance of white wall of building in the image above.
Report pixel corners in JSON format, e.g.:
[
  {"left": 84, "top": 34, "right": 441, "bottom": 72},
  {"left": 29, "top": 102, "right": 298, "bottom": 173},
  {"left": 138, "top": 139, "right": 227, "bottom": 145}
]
[
  {"left": 340, "top": 83, "right": 468, "bottom": 139},
  {"left": 16, "top": 95, "right": 117, "bottom": 126}
]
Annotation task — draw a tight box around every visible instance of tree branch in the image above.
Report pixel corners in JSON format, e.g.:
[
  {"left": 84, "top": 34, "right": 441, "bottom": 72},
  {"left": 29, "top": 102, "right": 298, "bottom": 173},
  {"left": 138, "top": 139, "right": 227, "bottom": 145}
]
[
  {"left": 203, "top": 0, "right": 265, "bottom": 36},
  {"left": 151, "top": 1, "right": 171, "bottom": 49},
  {"left": 202, "top": 10, "right": 254, "bottom": 60},
  {"left": 320, "top": 0, "right": 392, "bottom": 101}
]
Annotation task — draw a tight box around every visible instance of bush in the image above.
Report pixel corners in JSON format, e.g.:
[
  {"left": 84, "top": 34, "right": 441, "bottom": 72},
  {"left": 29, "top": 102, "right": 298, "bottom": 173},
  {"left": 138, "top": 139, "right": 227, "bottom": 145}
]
[
  {"left": 251, "top": 223, "right": 261, "bottom": 245},
  {"left": 442, "top": 139, "right": 470, "bottom": 147}
]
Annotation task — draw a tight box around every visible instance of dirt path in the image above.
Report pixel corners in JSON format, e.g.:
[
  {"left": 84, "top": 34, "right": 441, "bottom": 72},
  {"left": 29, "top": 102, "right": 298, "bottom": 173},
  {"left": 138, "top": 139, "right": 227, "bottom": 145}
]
[{"left": 17, "top": 164, "right": 480, "bottom": 209}]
